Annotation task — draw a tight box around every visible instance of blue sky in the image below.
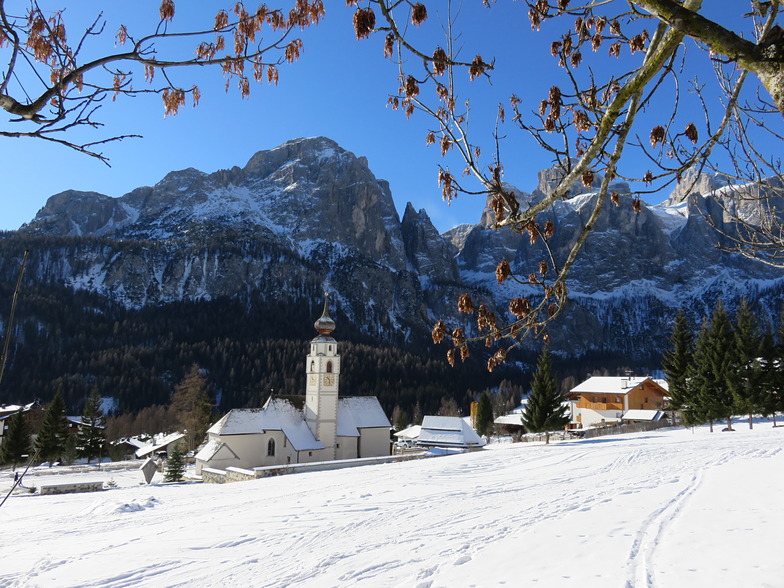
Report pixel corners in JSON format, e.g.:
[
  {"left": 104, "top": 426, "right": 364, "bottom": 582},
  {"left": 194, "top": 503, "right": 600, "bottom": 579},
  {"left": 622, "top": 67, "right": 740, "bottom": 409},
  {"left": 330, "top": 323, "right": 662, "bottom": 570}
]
[{"left": 0, "top": 2, "right": 773, "bottom": 233}]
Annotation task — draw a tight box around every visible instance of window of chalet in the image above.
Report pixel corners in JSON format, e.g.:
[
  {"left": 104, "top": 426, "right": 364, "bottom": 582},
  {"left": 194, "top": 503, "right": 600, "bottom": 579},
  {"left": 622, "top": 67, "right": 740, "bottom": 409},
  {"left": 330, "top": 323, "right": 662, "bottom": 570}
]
[
  {"left": 593, "top": 396, "right": 598, "bottom": 403},
  {"left": 615, "top": 396, "right": 621, "bottom": 403},
  {"left": 602, "top": 397, "right": 607, "bottom": 403},
  {"left": 267, "top": 438, "right": 275, "bottom": 457}
]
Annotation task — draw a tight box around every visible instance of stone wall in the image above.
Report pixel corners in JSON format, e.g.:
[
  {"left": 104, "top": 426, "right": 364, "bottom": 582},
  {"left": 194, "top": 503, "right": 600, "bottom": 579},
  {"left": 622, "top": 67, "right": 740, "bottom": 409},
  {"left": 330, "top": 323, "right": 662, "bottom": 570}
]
[
  {"left": 202, "top": 452, "right": 430, "bottom": 484},
  {"left": 39, "top": 481, "right": 105, "bottom": 495}
]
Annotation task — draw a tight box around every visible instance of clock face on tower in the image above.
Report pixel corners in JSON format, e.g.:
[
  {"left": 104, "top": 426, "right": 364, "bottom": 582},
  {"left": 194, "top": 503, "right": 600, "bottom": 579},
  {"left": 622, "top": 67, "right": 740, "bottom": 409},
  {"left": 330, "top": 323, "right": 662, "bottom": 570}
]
[
  {"left": 323, "top": 374, "right": 335, "bottom": 386},
  {"left": 308, "top": 374, "right": 317, "bottom": 386}
]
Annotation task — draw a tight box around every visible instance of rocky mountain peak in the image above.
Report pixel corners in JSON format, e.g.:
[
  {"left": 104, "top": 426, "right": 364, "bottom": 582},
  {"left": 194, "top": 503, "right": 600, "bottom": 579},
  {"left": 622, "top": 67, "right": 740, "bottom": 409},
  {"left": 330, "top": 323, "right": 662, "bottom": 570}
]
[{"left": 665, "top": 167, "right": 730, "bottom": 205}]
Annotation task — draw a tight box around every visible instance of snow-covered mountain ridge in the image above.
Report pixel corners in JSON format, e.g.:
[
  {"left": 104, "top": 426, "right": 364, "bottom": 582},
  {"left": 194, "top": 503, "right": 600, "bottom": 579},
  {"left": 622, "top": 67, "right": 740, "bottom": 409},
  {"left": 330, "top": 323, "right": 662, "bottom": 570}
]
[{"left": 5, "top": 136, "right": 783, "bottom": 360}]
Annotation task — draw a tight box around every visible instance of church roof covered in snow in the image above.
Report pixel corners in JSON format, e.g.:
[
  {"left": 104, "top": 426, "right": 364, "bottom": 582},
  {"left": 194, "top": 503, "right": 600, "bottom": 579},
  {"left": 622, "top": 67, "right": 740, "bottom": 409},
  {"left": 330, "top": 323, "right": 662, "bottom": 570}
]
[
  {"left": 417, "top": 416, "right": 485, "bottom": 448},
  {"left": 194, "top": 438, "right": 239, "bottom": 462},
  {"left": 208, "top": 398, "right": 324, "bottom": 452},
  {"left": 337, "top": 397, "right": 391, "bottom": 437}
]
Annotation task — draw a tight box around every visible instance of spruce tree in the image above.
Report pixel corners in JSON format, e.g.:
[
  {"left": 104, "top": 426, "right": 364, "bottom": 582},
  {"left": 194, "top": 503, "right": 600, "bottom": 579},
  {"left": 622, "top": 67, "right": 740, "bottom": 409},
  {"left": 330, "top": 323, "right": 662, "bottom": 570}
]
[
  {"left": 78, "top": 387, "right": 106, "bottom": 463},
  {"left": 661, "top": 310, "right": 694, "bottom": 422},
  {"left": 391, "top": 406, "right": 409, "bottom": 432},
  {"left": 412, "top": 401, "right": 423, "bottom": 426},
  {"left": 732, "top": 300, "right": 764, "bottom": 429},
  {"left": 474, "top": 391, "right": 494, "bottom": 437},
  {"left": 170, "top": 364, "right": 213, "bottom": 452},
  {"left": 688, "top": 302, "right": 737, "bottom": 432},
  {"left": 0, "top": 409, "right": 31, "bottom": 469},
  {"left": 165, "top": 442, "right": 186, "bottom": 482},
  {"left": 522, "top": 348, "right": 570, "bottom": 444},
  {"left": 35, "top": 390, "right": 69, "bottom": 464},
  {"left": 759, "top": 331, "right": 783, "bottom": 427}
]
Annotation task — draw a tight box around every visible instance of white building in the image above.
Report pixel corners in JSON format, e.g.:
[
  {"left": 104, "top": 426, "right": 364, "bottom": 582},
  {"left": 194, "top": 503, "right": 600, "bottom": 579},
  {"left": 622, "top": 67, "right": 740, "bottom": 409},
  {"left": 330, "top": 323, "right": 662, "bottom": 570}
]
[
  {"left": 416, "top": 416, "right": 486, "bottom": 450},
  {"left": 567, "top": 376, "right": 669, "bottom": 428},
  {"left": 196, "top": 295, "right": 391, "bottom": 474}
]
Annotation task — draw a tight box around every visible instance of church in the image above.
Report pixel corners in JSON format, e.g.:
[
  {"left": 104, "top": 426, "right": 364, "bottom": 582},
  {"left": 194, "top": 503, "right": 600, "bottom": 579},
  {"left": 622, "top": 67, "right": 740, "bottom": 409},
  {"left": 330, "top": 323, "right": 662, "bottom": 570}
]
[{"left": 195, "top": 295, "right": 391, "bottom": 474}]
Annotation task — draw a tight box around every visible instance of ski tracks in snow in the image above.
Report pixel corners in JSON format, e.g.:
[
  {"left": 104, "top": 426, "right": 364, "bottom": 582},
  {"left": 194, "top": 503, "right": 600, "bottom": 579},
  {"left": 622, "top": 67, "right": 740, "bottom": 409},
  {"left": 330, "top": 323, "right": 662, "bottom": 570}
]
[{"left": 624, "top": 469, "right": 703, "bottom": 588}]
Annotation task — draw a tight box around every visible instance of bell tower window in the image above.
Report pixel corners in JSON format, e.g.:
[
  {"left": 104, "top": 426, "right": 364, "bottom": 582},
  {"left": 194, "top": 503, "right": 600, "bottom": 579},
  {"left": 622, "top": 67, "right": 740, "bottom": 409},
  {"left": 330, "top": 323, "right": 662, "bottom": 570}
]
[{"left": 326, "top": 361, "right": 333, "bottom": 373}]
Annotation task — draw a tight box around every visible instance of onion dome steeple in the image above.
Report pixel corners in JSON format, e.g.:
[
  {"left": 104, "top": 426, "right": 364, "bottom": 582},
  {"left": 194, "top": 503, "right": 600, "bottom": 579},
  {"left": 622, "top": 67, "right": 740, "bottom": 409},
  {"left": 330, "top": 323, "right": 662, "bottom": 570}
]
[{"left": 314, "top": 293, "right": 336, "bottom": 335}]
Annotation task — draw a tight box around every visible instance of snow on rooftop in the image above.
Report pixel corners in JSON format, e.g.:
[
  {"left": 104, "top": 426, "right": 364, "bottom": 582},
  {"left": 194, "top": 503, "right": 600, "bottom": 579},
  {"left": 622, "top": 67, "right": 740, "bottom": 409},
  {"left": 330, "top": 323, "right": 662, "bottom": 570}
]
[
  {"left": 570, "top": 376, "right": 659, "bottom": 395},
  {"left": 337, "top": 397, "right": 391, "bottom": 437},
  {"left": 134, "top": 432, "right": 186, "bottom": 458},
  {"left": 209, "top": 399, "right": 323, "bottom": 452},
  {"left": 418, "top": 416, "right": 485, "bottom": 448},
  {"left": 393, "top": 425, "right": 421, "bottom": 440},
  {"left": 623, "top": 409, "right": 665, "bottom": 422}
]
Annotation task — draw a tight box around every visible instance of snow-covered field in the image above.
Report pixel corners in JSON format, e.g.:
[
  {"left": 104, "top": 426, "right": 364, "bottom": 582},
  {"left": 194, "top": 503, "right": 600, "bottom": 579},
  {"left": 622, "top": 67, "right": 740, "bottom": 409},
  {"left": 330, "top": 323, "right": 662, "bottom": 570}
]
[{"left": 1, "top": 422, "right": 782, "bottom": 588}]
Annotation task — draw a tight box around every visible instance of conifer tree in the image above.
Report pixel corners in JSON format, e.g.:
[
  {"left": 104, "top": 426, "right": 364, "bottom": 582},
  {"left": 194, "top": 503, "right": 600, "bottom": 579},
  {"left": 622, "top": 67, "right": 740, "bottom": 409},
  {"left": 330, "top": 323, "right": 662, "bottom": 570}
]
[
  {"left": 78, "top": 387, "right": 106, "bottom": 463},
  {"left": 0, "top": 409, "right": 31, "bottom": 469},
  {"left": 412, "top": 401, "right": 423, "bottom": 426},
  {"left": 62, "top": 433, "right": 78, "bottom": 466},
  {"left": 170, "top": 364, "right": 213, "bottom": 452},
  {"left": 732, "top": 300, "right": 764, "bottom": 429},
  {"left": 688, "top": 302, "right": 737, "bottom": 432},
  {"left": 662, "top": 310, "right": 694, "bottom": 422},
  {"left": 474, "top": 391, "right": 494, "bottom": 437},
  {"left": 758, "top": 331, "right": 783, "bottom": 427},
  {"left": 35, "top": 390, "right": 69, "bottom": 464},
  {"left": 164, "top": 442, "right": 186, "bottom": 483},
  {"left": 391, "top": 406, "right": 409, "bottom": 432},
  {"left": 522, "top": 349, "right": 570, "bottom": 444}
]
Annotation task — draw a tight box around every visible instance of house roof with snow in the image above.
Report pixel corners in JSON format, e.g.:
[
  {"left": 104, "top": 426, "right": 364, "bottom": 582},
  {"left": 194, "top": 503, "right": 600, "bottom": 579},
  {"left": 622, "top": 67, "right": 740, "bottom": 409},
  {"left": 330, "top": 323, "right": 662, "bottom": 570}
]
[
  {"left": 0, "top": 401, "right": 38, "bottom": 420},
  {"left": 622, "top": 409, "right": 666, "bottom": 422},
  {"left": 208, "top": 397, "right": 324, "bottom": 452},
  {"left": 66, "top": 416, "right": 105, "bottom": 429},
  {"left": 393, "top": 425, "right": 421, "bottom": 440},
  {"left": 135, "top": 432, "right": 186, "bottom": 458},
  {"left": 337, "top": 397, "right": 391, "bottom": 437},
  {"left": 195, "top": 438, "right": 240, "bottom": 463},
  {"left": 494, "top": 414, "right": 525, "bottom": 426},
  {"left": 569, "top": 376, "right": 665, "bottom": 396},
  {"left": 417, "top": 416, "right": 486, "bottom": 448}
]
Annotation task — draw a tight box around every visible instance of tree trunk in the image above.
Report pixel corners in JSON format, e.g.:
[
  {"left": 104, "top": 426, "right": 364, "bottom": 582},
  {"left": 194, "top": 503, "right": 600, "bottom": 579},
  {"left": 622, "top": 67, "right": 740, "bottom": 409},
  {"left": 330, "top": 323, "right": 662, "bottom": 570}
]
[
  {"left": 545, "top": 431, "right": 550, "bottom": 445},
  {"left": 725, "top": 417, "right": 735, "bottom": 432},
  {"left": 709, "top": 418, "right": 714, "bottom": 432},
  {"left": 748, "top": 414, "right": 753, "bottom": 430}
]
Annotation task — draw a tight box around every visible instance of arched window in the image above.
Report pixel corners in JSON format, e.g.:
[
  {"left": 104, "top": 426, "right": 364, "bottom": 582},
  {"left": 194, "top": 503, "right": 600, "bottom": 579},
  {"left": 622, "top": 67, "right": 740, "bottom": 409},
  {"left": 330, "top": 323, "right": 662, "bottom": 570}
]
[
  {"left": 326, "top": 361, "right": 333, "bottom": 373},
  {"left": 328, "top": 345, "right": 332, "bottom": 352},
  {"left": 310, "top": 360, "right": 315, "bottom": 371},
  {"left": 267, "top": 438, "right": 276, "bottom": 457}
]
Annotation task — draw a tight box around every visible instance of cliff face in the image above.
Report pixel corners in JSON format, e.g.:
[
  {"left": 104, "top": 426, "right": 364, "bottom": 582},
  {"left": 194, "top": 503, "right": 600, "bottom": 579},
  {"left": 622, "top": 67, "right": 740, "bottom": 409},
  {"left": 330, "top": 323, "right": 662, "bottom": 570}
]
[{"left": 5, "top": 137, "right": 784, "bottom": 361}]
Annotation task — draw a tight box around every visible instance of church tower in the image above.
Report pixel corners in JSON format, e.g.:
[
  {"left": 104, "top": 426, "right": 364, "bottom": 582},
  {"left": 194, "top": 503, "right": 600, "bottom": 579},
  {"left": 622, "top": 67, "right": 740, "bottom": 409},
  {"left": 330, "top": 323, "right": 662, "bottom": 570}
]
[{"left": 305, "top": 293, "right": 340, "bottom": 460}]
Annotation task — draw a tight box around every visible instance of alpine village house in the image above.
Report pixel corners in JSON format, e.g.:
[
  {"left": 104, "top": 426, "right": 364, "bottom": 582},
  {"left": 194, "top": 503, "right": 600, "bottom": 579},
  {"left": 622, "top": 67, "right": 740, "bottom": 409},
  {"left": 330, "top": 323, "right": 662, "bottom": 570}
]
[
  {"left": 195, "top": 295, "right": 391, "bottom": 475},
  {"left": 567, "top": 376, "right": 669, "bottom": 428}
]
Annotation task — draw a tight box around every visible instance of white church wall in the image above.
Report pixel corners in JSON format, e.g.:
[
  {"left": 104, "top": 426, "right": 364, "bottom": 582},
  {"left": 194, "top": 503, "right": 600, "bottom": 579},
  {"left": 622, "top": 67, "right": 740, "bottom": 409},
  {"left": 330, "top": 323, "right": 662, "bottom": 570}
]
[
  {"left": 336, "top": 436, "right": 358, "bottom": 460},
  {"left": 358, "top": 428, "right": 391, "bottom": 458}
]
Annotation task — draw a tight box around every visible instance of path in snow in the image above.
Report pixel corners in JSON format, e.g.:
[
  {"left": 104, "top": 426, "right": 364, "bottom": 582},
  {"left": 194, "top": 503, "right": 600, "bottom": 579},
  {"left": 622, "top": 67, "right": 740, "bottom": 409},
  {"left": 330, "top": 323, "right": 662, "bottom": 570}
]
[{"left": 0, "top": 424, "right": 782, "bottom": 587}]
